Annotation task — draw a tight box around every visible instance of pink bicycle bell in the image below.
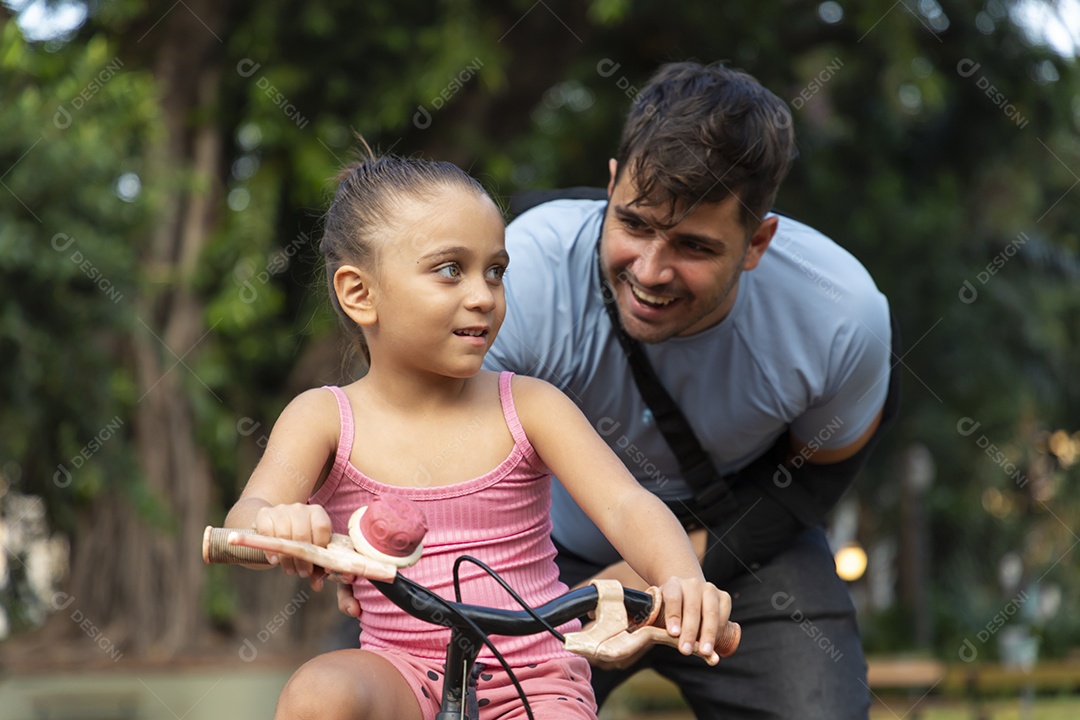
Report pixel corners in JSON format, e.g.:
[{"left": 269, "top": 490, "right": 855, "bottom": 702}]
[{"left": 348, "top": 495, "right": 428, "bottom": 568}]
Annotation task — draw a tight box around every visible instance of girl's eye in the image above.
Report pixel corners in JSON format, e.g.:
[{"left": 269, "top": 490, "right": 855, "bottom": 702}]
[
  {"left": 437, "top": 264, "right": 462, "bottom": 278},
  {"left": 486, "top": 265, "right": 507, "bottom": 281}
]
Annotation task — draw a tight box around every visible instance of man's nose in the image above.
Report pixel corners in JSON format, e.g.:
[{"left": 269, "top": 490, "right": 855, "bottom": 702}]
[{"left": 633, "top": 241, "right": 676, "bottom": 286}]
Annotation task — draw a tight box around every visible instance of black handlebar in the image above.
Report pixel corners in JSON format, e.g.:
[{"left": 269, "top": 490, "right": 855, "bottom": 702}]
[{"left": 372, "top": 572, "right": 656, "bottom": 636}]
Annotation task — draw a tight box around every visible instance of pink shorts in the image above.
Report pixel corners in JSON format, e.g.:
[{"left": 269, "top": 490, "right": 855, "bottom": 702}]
[{"left": 378, "top": 649, "right": 596, "bottom": 720}]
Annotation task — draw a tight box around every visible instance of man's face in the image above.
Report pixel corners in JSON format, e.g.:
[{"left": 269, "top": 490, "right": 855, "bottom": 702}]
[{"left": 599, "top": 160, "right": 776, "bottom": 343}]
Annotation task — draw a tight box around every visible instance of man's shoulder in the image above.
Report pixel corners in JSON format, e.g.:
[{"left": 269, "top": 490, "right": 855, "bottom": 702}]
[
  {"left": 508, "top": 187, "right": 607, "bottom": 219},
  {"left": 755, "top": 214, "right": 886, "bottom": 320},
  {"left": 488, "top": 197, "right": 608, "bottom": 379},
  {"left": 506, "top": 197, "right": 606, "bottom": 252},
  {"left": 768, "top": 214, "right": 874, "bottom": 274},
  {"left": 736, "top": 214, "right": 889, "bottom": 380}
]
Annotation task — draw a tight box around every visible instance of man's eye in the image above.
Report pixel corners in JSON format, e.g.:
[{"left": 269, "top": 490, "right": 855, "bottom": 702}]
[{"left": 437, "top": 264, "right": 462, "bottom": 278}]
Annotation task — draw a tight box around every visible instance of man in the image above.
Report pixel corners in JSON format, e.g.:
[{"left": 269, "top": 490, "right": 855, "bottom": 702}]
[{"left": 484, "top": 62, "right": 898, "bottom": 718}]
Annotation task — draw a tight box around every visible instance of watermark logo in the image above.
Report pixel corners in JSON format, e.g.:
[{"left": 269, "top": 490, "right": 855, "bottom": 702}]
[
  {"left": 956, "top": 60, "right": 1029, "bottom": 129},
  {"left": 956, "top": 417, "right": 1029, "bottom": 488},
  {"left": 237, "top": 417, "right": 311, "bottom": 488},
  {"left": 791, "top": 57, "right": 844, "bottom": 111},
  {"left": 236, "top": 59, "right": 310, "bottom": 130},
  {"left": 771, "top": 591, "right": 844, "bottom": 661},
  {"left": 235, "top": 233, "right": 308, "bottom": 303},
  {"left": 774, "top": 417, "right": 845, "bottom": 486},
  {"left": 54, "top": 416, "right": 125, "bottom": 488},
  {"left": 239, "top": 589, "right": 310, "bottom": 662},
  {"left": 50, "top": 592, "right": 124, "bottom": 661},
  {"left": 54, "top": 57, "right": 125, "bottom": 129},
  {"left": 51, "top": 234, "right": 124, "bottom": 304},
  {"left": 596, "top": 416, "right": 670, "bottom": 490},
  {"left": 957, "top": 590, "right": 1028, "bottom": 661},
  {"left": 788, "top": 250, "right": 843, "bottom": 303},
  {"left": 413, "top": 58, "right": 484, "bottom": 129},
  {"left": 429, "top": 415, "right": 484, "bottom": 471},
  {"left": 596, "top": 59, "right": 658, "bottom": 119},
  {"left": 958, "top": 232, "right": 1028, "bottom": 303}
]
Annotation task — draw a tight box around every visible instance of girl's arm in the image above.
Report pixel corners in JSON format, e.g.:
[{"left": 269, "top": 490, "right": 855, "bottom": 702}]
[
  {"left": 513, "top": 376, "right": 731, "bottom": 660},
  {"left": 225, "top": 388, "right": 340, "bottom": 585}
]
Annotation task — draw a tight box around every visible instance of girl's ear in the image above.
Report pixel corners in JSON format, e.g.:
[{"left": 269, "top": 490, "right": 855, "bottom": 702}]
[{"left": 334, "top": 265, "right": 378, "bottom": 326}]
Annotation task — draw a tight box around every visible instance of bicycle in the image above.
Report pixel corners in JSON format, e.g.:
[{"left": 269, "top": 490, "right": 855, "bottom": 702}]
[{"left": 203, "top": 497, "right": 740, "bottom": 720}]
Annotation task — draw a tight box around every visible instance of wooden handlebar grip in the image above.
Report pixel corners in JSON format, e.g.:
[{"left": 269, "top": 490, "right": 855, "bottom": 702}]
[{"left": 203, "top": 527, "right": 271, "bottom": 566}]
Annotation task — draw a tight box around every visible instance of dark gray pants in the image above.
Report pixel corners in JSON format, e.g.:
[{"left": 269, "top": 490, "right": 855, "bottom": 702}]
[{"left": 554, "top": 526, "right": 871, "bottom": 719}]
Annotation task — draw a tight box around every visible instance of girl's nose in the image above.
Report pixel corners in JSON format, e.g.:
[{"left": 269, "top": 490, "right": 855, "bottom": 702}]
[{"left": 464, "top": 277, "right": 496, "bottom": 311}]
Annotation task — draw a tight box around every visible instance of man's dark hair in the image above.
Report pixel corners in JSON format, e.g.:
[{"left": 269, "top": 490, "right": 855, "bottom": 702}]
[{"left": 615, "top": 61, "right": 797, "bottom": 229}]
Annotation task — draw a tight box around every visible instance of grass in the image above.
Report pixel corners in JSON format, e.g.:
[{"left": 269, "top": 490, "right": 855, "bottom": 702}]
[
  {"left": 871, "top": 696, "right": 1080, "bottom": 719},
  {"left": 600, "top": 668, "right": 1080, "bottom": 720},
  {"left": 602, "top": 697, "right": 1080, "bottom": 720}
]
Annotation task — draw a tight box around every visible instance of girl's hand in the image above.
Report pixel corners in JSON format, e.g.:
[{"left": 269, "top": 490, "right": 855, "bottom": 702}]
[
  {"left": 253, "top": 503, "right": 333, "bottom": 585},
  {"left": 659, "top": 576, "right": 733, "bottom": 663}
]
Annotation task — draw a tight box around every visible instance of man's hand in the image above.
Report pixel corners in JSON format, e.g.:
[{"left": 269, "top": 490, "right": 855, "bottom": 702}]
[
  {"left": 337, "top": 581, "right": 361, "bottom": 618},
  {"left": 579, "top": 531, "right": 732, "bottom": 670},
  {"left": 578, "top": 576, "right": 737, "bottom": 670}
]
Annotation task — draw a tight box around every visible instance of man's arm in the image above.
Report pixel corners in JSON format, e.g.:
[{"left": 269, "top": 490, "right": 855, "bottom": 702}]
[
  {"left": 595, "top": 310, "right": 901, "bottom": 586},
  {"left": 700, "top": 309, "right": 901, "bottom": 583}
]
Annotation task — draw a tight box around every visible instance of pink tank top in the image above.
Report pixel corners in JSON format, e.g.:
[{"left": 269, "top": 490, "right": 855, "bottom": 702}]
[{"left": 309, "top": 371, "right": 580, "bottom": 664}]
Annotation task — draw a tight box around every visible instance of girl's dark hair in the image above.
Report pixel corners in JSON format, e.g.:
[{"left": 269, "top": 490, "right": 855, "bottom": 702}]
[
  {"left": 615, "top": 61, "right": 797, "bottom": 230},
  {"left": 320, "top": 148, "right": 488, "bottom": 364}
]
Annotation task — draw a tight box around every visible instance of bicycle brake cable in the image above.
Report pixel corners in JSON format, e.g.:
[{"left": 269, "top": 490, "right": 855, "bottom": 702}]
[
  {"left": 451, "top": 555, "right": 566, "bottom": 643},
  {"left": 411, "top": 583, "right": 535, "bottom": 720}
]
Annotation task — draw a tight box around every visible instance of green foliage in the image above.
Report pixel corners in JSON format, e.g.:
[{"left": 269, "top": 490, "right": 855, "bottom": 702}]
[
  {"left": 0, "top": 22, "right": 160, "bottom": 528},
  {"left": 3, "top": 0, "right": 1079, "bottom": 658}
]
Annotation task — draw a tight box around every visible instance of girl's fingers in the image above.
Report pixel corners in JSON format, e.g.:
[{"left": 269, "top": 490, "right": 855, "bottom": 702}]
[
  {"left": 675, "top": 582, "right": 702, "bottom": 656},
  {"left": 697, "top": 584, "right": 721, "bottom": 658},
  {"left": 274, "top": 511, "right": 298, "bottom": 575},
  {"left": 660, "top": 578, "right": 683, "bottom": 639},
  {"left": 253, "top": 509, "right": 280, "bottom": 568},
  {"left": 287, "top": 505, "right": 314, "bottom": 578}
]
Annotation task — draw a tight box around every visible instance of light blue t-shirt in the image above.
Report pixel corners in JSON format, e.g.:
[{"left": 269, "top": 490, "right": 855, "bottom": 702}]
[{"left": 484, "top": 199, "right": 891, "bottom": 565}]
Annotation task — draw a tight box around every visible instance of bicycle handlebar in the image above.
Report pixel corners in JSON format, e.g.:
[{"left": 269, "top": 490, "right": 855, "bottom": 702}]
[
  {"left": 202, "top": 526, "right": 653, "bottom": 633},
  {"left": 203, "top": 526, "right": 739, "bottom": 662},
  {"left": 204, "top": 524, "right": 739, "bottom": 720}
]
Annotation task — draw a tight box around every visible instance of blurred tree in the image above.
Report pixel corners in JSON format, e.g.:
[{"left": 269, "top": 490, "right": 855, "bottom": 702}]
[{"left": 1, "top": 0, "right": 1077, "bottom": 664}]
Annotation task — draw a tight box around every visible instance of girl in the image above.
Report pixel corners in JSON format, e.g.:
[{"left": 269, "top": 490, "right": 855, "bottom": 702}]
[{"left": 225, "top": 154, "right": 733, "bottom": 720}]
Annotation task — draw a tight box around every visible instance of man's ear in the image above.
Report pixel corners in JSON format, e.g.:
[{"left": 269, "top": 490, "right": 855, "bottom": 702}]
[
  {"left": 607, "top": 158, "right": 618, "bottom": 198},
  {"left": 333, "top": 265, "right": 377, "bottom": 327},
  {"left": 742, "top": 216, "right": 779, "bottom": 272}
]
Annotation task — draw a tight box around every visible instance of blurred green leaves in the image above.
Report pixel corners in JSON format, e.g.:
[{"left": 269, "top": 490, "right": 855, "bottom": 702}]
[{"left": 1, "top": 0, "right": 1078, "bottom": 657}]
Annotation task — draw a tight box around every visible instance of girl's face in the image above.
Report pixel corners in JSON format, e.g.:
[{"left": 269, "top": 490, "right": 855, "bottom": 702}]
[{"left": 364, "top": 187, "right": 508, "bottom": 378}]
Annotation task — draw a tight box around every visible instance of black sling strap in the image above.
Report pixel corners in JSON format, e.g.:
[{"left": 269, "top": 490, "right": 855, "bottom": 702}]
[{"left": 594, "top": 247, "right": 739, "bottom": 526}]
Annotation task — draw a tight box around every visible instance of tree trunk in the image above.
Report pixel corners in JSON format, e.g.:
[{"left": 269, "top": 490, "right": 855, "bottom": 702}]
[{"left": 64, "top": 0, "right": 229, "bottom": 659}]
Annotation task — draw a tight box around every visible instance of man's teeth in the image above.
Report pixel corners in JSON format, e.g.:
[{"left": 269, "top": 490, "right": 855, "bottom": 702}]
[{"left": 631, "top": 285, "right": 676, "bottom": 306}]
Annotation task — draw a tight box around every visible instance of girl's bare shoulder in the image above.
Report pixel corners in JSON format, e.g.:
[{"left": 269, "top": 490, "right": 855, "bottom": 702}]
[
  {"left": 503, "top": 374, "right": 578, "bottom": 424},
  {"left": 272, "top": 387, "right": 341, "bottom": 448}
]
